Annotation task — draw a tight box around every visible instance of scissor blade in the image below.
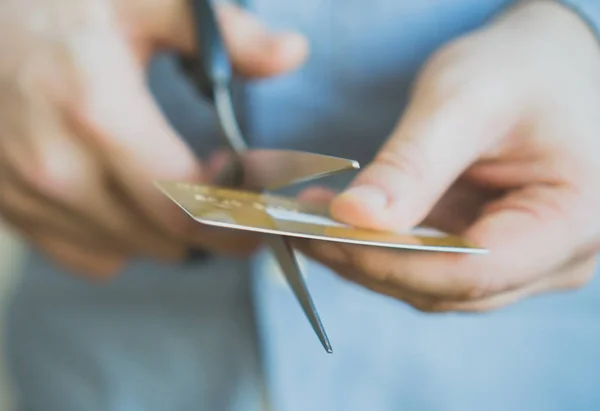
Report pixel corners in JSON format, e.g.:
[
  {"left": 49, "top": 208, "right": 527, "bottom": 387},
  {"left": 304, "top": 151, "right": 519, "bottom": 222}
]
[
  {"left": 265, "top": 234, "right": 333, "bottom": 353},
  {"left": 211, "top": 149, "right": 360, "bottom": 192},
  {"left": 211, "top": 85, "right": 335, "bottom": 352},
  {"left": 214, "top": 84, "right": 247, "bottom": 154},
  {"left": 212, "top": 75, "right": 359, "bottom": 192},
  {"left": 201, "top": 65, "right": 334, "bottom": 352}
]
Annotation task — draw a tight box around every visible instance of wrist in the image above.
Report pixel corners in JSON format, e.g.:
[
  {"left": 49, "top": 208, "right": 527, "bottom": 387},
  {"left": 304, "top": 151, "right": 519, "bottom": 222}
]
[
  {"left": 491, "top": 0, "right": 600, "bottom": 65},
  {"left": 553, "top": 0, "right": 600, "bottom": 44}
]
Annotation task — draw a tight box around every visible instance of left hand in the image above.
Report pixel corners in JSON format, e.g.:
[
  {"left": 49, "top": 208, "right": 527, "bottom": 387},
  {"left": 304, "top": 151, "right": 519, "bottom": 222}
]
[
  {"left": 294, "top": 0, "right": 600, "bottom": 313},
  {"left": 0, "top": 1, "right": 308, "bottom": 278}
]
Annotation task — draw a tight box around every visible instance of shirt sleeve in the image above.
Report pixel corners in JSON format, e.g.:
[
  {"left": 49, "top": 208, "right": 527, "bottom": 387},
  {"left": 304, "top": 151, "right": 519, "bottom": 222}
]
[{"left": 555, "top": 0, "right": 600, "bottom": 41}]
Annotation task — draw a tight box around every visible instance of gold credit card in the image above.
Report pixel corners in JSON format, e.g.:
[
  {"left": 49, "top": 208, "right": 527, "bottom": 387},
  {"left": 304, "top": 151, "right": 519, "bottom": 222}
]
[{"left": 155, "top": 181, "right": 487, "bottom": 254}]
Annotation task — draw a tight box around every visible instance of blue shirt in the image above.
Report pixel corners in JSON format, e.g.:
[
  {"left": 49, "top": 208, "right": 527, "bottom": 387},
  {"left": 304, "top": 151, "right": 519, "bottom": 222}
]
[{"left": 4, "top": 1, "right": 600, "bottom": 410}]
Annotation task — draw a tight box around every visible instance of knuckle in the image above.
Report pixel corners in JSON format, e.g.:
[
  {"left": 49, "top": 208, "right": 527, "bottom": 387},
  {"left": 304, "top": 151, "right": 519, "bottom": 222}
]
[
  {"left": 460, "top": 272, "right": 492, "bottom": 300},
  {"left": 564, "top": 264, "right": 597, "bottom": 290},
  {"left": 64, "top": 93, "right": 114, "bottom": 150},
  {"left": 417, "top": 47, "right": 512, "bottom": 114},
  {"left": 312, "top": 242, "right": 347, "bottom": 266},
  {"left": 373, "top": 141, "right": 428, "bottom": 184},
  {"left": 449, "top": 259, "right": 496, "bottom": 300},
  {"left": 410, "top": 299, "right": 448, "bottom": 314},
  {"left": 416, "top": 42, "right": 474, "bottom": 102},
  {"left": 348, "top": 248, "right": 384, "bottom": 281},
  {"left": 420, "top": 67, "right": 462, "bottom": 103},
  {"left": 64, "top": 82, "right": 96, "bottom": 122},
  {"left": 29, "top": 141, "right": 92, "bottom": 200},
  {"left": 348, "top": 249, "right": 371, "bottom": 275},
  {"left": 29, "top": 158, "right": 74, "bottom": 197}
]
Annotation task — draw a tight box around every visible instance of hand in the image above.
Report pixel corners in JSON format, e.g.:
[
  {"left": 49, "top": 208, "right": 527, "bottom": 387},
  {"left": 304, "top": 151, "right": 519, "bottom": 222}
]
[
  {"left": 295, "top": 0, "right": 600, "bottom": 312},
  {"left": 0, "top": 0, "right": 308, "bottom": 278}
]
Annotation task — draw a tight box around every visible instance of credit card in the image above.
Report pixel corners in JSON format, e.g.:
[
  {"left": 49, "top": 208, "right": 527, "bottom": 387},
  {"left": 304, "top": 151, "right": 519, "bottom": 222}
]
[{"left": 155, "top": 181, "right": 487, "bottom": 254}]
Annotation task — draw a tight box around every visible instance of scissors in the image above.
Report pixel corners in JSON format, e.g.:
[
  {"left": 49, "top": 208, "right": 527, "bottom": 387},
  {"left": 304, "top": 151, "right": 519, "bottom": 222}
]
[{"left": 177, "top": 0, "right": 359, "bottom": 353}]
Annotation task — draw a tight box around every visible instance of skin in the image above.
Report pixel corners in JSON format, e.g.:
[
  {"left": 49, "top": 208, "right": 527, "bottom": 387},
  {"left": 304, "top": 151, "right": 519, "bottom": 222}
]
[
  {"left": 295, "top": 0, "right": 600, "bottom": 313},
  {"left": 0, "top": 0, "right": 598, "bottom": 315},
  {"left": 0, "top": 1, "right": 307, "bottom": 278}
]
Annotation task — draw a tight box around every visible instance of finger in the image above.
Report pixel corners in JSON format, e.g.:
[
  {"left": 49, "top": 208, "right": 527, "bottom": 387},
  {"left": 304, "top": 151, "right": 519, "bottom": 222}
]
[
  {"left": 0, "top": 170, "right": 124, "bottom": 254},
  {"left": 331, "top": 70, "right": 521, "bottom": 231},
  {"left": 66, "top": 3, "right": 307, "bottom": 243},
  {"left": 297, "top": 186, "right": 337, "bottom": 205},
  {"left": 100, "top": 180, "right": 189, "bottom": 261},
  {"left": 295, "top": 238, "right": 461, "bottom": 299},
  {"left": 430, "top": 254, "right": 598, "bottom": 313},
  {"left": 0, "top": 129, "right": 132, "bottom": 254},
  {"left": 64, "top": 26, "right": 204, "bottom": 241},
  {"left": 206, "top": 149, "right": 232, "bottom": 181},
  {"left": 295, "top": 234, "right": 597, "bottom": 314},
  {"left": 3, "top": 116, "right": 187, "bottom": 261},
  {"left": 33, "top": 232, "right": 126, "bottom": 281},
  {"left": 420, "top": 178, "right": 503, "bottom": 235},
  {"left": 143, "top": 2, "right": 309, "bottom": 77},
  {"left": 1, "top": 178, "right": 186, "bottom": 263},
  {"left": 187, "top": 223, "right": 262, "bottom": 257},
  {"left": 1, "top": 218, "right": 126, "bottom": 280},
  {"left": 354, "top": 184, "right": 586, "bottom": 301},
  {"left": 293, "top": 239, "right": 439, "bottom": 311},
  {"left": 462, "top": 184, "right": 589, "bottom": 286}
]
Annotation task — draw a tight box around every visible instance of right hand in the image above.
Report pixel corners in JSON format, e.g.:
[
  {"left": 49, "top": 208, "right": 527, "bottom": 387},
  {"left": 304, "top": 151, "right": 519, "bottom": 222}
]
[{"left": 0, "top": 0, "right": 309, "bottom": 278}]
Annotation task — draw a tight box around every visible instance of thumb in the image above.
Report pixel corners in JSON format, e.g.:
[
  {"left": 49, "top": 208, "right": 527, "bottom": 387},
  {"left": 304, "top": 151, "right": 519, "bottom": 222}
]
[
  {"left": 145, "top": 2, "right": 309, "bottom": 78},
  {"left": 331, "top": 88, "right": 518, "bottom": 231}
]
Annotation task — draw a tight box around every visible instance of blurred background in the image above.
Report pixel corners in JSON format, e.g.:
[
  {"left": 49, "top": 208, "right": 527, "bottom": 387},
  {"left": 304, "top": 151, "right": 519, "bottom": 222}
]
[{"left": 0, "top": 222, "right": 24, "bottom": 411}]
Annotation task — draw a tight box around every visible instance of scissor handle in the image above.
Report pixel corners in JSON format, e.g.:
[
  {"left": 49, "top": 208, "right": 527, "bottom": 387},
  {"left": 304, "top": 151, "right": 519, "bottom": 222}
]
[
  {"left": 180, "top": 0, "right": 232, "bottom": 100},
  {"left": 180, "top": 0, "right": 234, "bottom": 264}
]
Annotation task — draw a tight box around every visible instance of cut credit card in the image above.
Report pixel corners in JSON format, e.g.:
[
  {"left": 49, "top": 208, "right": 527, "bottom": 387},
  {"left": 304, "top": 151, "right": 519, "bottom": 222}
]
[{"left": 155, "top": 181, "right": 487, "bottom": 254}]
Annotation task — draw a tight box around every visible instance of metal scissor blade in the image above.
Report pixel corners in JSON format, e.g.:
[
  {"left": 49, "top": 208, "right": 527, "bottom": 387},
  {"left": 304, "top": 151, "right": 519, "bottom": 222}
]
[
  {"left": 183, "top": 0, "right": 333, "bottom": 352},
  {"left": 265, "top": 234, "right": 332, "bottom": 353},
  {"left": 214, "top": 83, "right": 247, "bottom": 154},
  {"left": 212, "top": 85, "right": 334, "bottom": 353},
  {"left": 211, "top": 149, "right": 360, "bottom": 192}
]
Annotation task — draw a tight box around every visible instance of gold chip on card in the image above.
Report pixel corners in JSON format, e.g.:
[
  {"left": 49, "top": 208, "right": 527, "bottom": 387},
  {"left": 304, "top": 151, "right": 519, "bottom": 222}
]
[{"left": 155, "top": 181, "right": 486, "bottom": 254}]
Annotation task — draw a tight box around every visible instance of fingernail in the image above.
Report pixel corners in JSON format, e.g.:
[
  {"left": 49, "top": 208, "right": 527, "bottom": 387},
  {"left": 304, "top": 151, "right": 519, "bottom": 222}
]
[{"left": 339, "top": 186, "right": 388, "bottom": 212}]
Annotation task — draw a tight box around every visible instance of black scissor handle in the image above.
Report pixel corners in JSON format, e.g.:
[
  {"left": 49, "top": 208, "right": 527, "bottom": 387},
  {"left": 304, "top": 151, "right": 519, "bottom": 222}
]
[
  {"left": 180, "top": 0, "right": 233, "bottom": 101},
  {"left": 178, "top": 0, "right": 241, "bottom": 264}
]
